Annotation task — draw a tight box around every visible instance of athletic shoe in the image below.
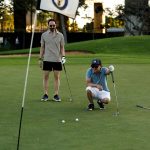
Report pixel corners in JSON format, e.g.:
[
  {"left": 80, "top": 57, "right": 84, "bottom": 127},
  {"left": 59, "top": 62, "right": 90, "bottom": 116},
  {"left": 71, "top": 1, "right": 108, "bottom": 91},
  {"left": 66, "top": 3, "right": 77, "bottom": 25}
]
[
  {"left": 41, "top": 94, "right": 48, "bottom": 101},
  {"left": 88, "top": 103, "right": 94, "bottom": 111},
  {"left": 53, "top": 95, "right": 61, "bottom": 102},
  {"left": 97, "top": 100, "right": 105, "bottom": 110}
]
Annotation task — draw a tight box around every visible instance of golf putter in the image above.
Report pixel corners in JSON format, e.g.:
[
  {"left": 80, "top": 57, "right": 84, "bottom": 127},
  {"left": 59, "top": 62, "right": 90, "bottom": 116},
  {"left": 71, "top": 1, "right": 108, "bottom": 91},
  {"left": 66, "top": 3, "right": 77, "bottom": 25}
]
[
  {"left": 111, "top": 72, "right": 119, "bottom": 116},
  {"left": 136, "top": 104, "right": 150, "bottom": 110},
  {"left": 63, "top": 64, "right": 73, "bottom": 101}
]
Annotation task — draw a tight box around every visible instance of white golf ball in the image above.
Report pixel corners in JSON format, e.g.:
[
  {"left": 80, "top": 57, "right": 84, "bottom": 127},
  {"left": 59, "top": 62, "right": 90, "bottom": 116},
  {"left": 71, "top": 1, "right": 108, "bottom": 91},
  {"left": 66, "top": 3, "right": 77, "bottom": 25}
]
[
  {"left": 75, "top": 118, "right": 79, "bottom": 122},
  {"left": 61, "top": 120, "right": 65, "bottom": 123}
]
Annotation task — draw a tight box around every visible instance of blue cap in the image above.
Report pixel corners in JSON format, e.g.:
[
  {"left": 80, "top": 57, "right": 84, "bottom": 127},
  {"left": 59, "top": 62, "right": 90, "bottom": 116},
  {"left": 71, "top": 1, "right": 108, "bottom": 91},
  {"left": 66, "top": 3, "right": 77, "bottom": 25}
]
[{"left": 91, "top": 59, "right": 101, "bottom": 68}]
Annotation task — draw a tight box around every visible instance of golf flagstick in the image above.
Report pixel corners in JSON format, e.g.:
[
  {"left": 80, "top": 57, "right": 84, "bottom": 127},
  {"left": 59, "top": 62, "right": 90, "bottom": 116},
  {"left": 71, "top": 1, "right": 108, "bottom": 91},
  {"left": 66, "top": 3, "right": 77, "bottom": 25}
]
[
  {"left": 111, "top": 72, "right": 119, "bottom": 115},
  {"left": 63, "top": 64, "right": 73, "bottom": 101},
  {"left": 17, "top": 11, "right": 37, "bottom": 150}
]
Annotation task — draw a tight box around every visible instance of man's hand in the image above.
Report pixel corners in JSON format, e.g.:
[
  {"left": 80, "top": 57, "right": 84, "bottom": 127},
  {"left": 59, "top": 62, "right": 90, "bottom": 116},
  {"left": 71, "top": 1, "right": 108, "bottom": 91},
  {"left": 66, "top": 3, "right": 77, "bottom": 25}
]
[
  {"left": 96, "top": 84, "right": 103, "bottom": 91},
  {"left": 61, "top": 56, "right": 66, "bottom": 64}
]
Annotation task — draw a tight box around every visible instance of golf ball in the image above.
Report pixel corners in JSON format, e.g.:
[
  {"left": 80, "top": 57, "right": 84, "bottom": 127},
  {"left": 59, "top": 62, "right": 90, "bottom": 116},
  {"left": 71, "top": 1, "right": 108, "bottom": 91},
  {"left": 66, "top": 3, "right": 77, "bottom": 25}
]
[
  {"left": 75, "top": 118, "right": 79, "bottom": 122},
  {"left": 61, "top": 120, "right": 65, "bottom": 123}
]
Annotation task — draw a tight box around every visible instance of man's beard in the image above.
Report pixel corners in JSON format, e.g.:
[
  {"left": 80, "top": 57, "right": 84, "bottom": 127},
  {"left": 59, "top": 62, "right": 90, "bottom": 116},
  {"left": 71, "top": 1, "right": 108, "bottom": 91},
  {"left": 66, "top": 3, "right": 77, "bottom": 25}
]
[{"left": 50, "top": 28, "right": 55, "bottom": 32}]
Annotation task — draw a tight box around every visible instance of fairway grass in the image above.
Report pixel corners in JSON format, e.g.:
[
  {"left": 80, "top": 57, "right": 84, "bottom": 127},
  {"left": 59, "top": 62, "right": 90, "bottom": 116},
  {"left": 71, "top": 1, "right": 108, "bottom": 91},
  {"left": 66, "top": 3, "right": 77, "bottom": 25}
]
[
  {"left": 0, "top": 54, "right": 150, "bottom": 150},
  {"left": 0, "top": 35, "right": 150, "bottom": 55}
]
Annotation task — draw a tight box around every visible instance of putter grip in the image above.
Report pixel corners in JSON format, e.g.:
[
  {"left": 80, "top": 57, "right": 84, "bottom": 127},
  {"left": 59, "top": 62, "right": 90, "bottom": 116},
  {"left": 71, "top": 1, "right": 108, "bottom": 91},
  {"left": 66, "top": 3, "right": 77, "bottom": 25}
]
[{"left": 111, "top": 72, "right": 115, "bottom": 83}]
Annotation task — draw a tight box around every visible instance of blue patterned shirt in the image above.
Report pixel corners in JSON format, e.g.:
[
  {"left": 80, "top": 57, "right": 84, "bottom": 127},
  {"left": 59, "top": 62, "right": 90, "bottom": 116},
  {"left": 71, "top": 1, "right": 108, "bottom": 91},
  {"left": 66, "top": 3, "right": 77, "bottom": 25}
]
[{"left": 86, "top": 67, "right": 109, "bottom": 92}]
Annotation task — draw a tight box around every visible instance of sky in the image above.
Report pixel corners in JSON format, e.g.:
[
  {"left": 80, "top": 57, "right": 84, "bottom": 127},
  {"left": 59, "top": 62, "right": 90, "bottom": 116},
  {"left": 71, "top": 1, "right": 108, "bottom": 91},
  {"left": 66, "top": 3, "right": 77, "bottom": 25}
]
[
  {"left": 4, "top": 0, "right": 9, "bottom": 4},
  {"left": 102, "top": 0, "right": 125, "bottom": 9},
  {"left": 76, "top": 0, "right": 125, "bottom": 28}
]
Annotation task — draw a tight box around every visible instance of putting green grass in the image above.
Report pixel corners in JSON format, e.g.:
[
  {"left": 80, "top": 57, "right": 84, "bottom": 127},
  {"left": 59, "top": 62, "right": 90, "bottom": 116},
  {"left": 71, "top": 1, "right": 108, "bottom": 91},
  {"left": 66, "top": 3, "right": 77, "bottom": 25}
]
[{"left": 0, "top": 53, "right": 150, "bottom": 150}]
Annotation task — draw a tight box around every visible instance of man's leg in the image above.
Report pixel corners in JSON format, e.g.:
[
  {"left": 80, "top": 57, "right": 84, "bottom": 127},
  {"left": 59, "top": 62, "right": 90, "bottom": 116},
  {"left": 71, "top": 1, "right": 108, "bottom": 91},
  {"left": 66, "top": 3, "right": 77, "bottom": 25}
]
[
  {"left": 41, "top": 71, "right": 50, "bottom": 101},
  {"left": 86, "top": 89, "right": 94, "bottom": 110},
  {"left": 101, "top": 91, "right": 111, "bottom": 104},
  {"left": 101, "top": 98, "right": 110, "bottom": 104},
  {"left": 97, "top": 98, "right": 109, "bottom": 110},
  {"left": 87, "top": 89, "right": 94, "bottom": 104},
  {"left": 97, "top": 91, "right": 111, "bottom": 109},
  {"left": 53, "top": 71, "right": 60, "bottom": 95},
  {"left": 43, "top": 71, "right": 50, "bottom": 95}
]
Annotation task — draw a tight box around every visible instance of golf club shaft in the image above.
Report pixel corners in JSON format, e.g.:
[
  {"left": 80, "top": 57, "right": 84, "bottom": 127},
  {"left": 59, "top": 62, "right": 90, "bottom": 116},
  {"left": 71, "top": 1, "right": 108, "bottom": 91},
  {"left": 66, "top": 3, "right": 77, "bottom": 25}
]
[
  {"left": 111, "top": 72, "right": 114, "bottom": 83},
  {"left": 113, "top": 83, "right": 119, "bottom": 112},
  {"left": 63, "top": 64, "right": 73, "bottom": 101},
  {"left": 111, "top": 72, "right": 119, "bottom": 113},
  {"left": 136, "top": 105, "right": 150, "bottom": 110}
]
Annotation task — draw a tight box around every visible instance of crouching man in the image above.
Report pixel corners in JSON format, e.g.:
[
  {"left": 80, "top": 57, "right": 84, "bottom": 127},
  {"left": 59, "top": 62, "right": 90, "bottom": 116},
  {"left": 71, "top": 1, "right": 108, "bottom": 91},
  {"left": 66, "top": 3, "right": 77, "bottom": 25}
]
[{"left": 86, "top": 59, "right": 114, "bottom": 110}]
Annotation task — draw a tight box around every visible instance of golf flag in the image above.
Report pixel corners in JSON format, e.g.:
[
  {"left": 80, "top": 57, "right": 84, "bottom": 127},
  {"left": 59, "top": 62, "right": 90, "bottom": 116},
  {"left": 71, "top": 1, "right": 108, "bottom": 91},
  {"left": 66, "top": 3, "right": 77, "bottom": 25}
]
[{"left": 39, "top": 0, "right": 79, "bottom": 18}]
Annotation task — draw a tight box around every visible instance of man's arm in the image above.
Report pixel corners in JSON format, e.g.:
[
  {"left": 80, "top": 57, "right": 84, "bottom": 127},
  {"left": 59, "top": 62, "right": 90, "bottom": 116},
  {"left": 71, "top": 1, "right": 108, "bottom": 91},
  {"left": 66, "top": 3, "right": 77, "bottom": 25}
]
[
  {"left": 60, "top": 38, "right": 66, "bottom": 64},
  {"left": 60, "top": 44, "right": 65, "bottom": 57},
  {"left": 106, "top": 65, "right": 115, "bottom": 75},
  {"left": 39, "top": 44, "right": 45, "bottom": 59},
  {"left": 60, "top": 33, "right": 65, "bottom": 57},
  {"left": 38, "top": 44, "right": 45, "bottom": 68},
  {"left": 86, "top": 78, "right": 103, "bottom": 90},
  {"left": 105, "top": 68, "right": 111, "bottom": 75}
]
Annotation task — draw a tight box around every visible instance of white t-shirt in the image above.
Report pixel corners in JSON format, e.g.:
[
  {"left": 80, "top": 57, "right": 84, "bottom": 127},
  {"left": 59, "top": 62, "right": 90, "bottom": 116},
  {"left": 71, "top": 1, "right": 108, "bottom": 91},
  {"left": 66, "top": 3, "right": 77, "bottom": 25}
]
[{"left": 41, "top": 30, "right": 65, "bottom": 62}]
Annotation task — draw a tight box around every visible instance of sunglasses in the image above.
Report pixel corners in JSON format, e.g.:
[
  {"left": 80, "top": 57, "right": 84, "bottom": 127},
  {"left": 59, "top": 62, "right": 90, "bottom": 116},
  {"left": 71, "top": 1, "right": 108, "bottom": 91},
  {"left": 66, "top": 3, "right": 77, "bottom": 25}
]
[
  {"left": 91, "top": 65, "right": 99, "bottom": 69},
  {"left": 49, "top": 25, "right": 56, "bottom": 28}
]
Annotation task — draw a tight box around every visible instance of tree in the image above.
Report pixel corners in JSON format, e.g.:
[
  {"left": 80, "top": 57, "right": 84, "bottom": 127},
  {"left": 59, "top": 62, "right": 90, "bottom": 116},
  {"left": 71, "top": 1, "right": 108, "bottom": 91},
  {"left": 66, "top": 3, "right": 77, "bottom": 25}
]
[
  {"left": 78, "top": 0, "right": 87, "bottom": 14},
  {"left": 0, "top": 0, "right": 6, "bottom": 32},
  {"left": 13, "top": 0, "right": 36, "bottom": 48},
  {"left": 104, "top": 0, "right": 150, "bottom": 35},
  {"left": 0, "top": 0, "right": 13, "bottom": 32},
  {"left": 124, "top": 0, "right": 150, "bottom": 35},
  {"left": 12, "top": 0, "right": 86, "bottom": 48},
  {"left": 13, "top": 0, "right": 36, "bottom": 33},
  {"left": 13, "top": 0, "right": 86, "bottom": 33},
  {"left": 37, "top": 11, "right": 53, "bottom": 31},
  {"left": 105, "top": 6, "right": 124, "bottom": 29}
]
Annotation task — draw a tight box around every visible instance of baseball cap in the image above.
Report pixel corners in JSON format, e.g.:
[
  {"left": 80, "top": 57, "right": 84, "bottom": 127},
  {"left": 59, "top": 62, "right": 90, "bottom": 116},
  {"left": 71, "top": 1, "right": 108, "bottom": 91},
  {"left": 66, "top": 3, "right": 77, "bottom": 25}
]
[{"left": 91, "top": 59, "right": 101, "bottom": 68}]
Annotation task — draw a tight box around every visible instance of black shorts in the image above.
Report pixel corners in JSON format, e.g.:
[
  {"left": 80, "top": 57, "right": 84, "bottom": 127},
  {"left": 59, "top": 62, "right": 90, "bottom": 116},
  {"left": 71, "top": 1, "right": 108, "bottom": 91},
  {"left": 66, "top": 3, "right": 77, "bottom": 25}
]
[{"left": 43, "top": 61, "right": 62, "bottom": 71}]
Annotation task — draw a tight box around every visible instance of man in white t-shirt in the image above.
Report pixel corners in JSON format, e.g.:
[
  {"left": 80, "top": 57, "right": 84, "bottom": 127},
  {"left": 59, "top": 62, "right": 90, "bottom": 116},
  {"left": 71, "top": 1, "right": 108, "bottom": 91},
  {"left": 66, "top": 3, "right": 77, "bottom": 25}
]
[{"left": 39, "top": 19, "right": 66, "bottom": 102}]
